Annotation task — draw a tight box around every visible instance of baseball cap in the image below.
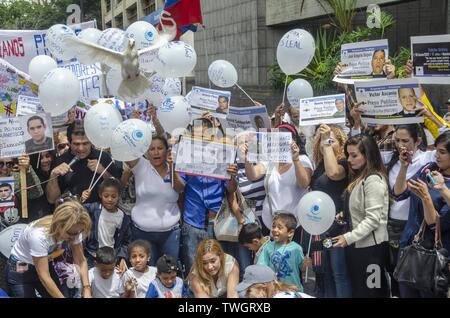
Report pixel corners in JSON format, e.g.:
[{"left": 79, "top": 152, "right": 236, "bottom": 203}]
[
  {"left": 156, "top": 254, "right": 178, "bottom": 273},
  {"left": 235, "top": 265, "right": 277, "bottom": 293}
]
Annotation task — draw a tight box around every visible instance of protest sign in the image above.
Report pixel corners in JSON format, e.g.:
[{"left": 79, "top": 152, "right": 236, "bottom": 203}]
[
  {"left": 246, "top": 132, "right": 292, "bottom": 163},
  {"left": 411, "top": 34, "right": 450, "bottom": 84},
  {"left": 0, "top": 21, "right": 96, "bottom": 73},
  {"left": 16, "top": 95, "right": 43, "bottom": 116},
  {"left": 354, "top": 79, "right": 423, "bottom": 125},
  {"left": 0, "top": 59, "right": 37, "bottom": 117},
  {"left": 0, "top": 177, "right": 15, "bottom": 208},
  {"left": 299, "top": 94, "right": 346, "bottom": 126},
  {"left": 174, "top": 136, "right": 236, "bottom": 180},
  {"left": 60, "top": 61, "right": 103, "bottom": 103},
  {"left": 189, "top": 86, "right": 231, "bottom": 118},
  {"left": 0, "top": 112, "right": 54, "bottom": 158},
  {"left": 226, "top": 105, "right": 271, "bottom": 132},
  {"left": 333, "top": 39, "right": 389, "bottom": 84}
]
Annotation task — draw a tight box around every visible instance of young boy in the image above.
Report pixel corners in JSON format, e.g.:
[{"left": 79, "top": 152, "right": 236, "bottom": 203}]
[
  {"left": 238, "top": 222, "right": 270, "bottom": 264},
  {"left": 145, "top": 254, "right": 185, "bottom": 298},
  {"left": 88, "top": 246, "right": 122, "bottom": 298},
  {"left": 83, "top": 178, "right": 131, "bottom": 272},
  {"left": 257, "top": 211, "right": 304, "bottom": 291}
]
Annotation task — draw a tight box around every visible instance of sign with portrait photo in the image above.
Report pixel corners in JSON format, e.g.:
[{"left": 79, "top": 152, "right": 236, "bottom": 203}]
[
  {"left": 188, "top": 86, "right": 231, "bottom": 119},
  {"left": 174, "top": 136, "right": 237, "bottom": 180},
  {"left": 226, "top": 105, "right": 271, "bottom": 132},
  {"left": 411, "top": 34, "right": 450, "bottom": 84},
  {"left": 299, "top": 94, "right": 346, "bottom": 126},
  {"left": 0, "top": 112, "right": 54, "bottom": 158},
  {"left": 354, "top": 79, "right": 424, "bottom": 125},
  {"left": 0, "top": 177, "right": 14, "bottom": 208},
  {"left": 333, "top": 39, "right": 389, "bottom": 84}
]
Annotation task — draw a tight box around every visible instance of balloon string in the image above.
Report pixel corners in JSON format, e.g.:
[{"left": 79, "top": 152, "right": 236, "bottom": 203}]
[
  {"left": 88, "top": 148, "right": 103, "bottom": 191},
  {"left": 201, "top": 25, "right": 212, "bottom": 89},
  {"left": 36, "top": 152, "right": 41, "bottom": 170},
  {"left": 282, "top": 75, "right": 288, "bottom": 105},
  {"left": 235, "top": 84, "right": 257, "bottom": 106},
  {"left": 305, "top": 234, "right": 313, "bottom": 283},
  {"left": 89, "top": 161, "right": 114, "bottom": 192}
]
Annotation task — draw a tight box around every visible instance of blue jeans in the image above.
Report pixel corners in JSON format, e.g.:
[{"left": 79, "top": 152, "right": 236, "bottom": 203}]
[
  {"left": 219, "top": 241, "right": 252, "bottom": 280},
  {"left": 323, "top": 247, "right": 352, "bottom": 298},
  {"left": 180, "top": 222, "right": 215, "bottom": 274},
  {"left": 6, "top": 256, "right": 62, "bottom": 298},
  {"left": 131, "top": 224, "right": 181, "bottom": 266}
]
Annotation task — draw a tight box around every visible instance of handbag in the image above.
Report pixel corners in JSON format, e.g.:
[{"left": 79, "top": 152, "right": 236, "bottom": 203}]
[
  {"left": 214, "top": 188, "right": 257, "bottom": 242},
  {"left": 393, "top": 217, "right": 450, "bottom": 296}
]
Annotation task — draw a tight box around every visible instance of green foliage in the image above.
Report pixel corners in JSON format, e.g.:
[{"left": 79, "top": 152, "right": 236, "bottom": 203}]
[
  {"left": 268, "top": 4, "right": 408, "bottom": 94},
  {"left": 0, "top": 0, "right": 101, "bottom": 30}
]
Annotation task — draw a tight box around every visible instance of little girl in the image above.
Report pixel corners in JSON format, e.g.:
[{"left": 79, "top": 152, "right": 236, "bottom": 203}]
[{"left": 118, "top": 240, "right": 157, "bottom": 298}]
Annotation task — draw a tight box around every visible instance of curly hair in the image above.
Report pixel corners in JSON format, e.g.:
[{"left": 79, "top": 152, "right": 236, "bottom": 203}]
[{"left": 312, "top": 125, "right": 347, "bottom": 165}]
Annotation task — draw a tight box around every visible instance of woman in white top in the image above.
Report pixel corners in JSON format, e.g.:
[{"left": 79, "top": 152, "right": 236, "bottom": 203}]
[
  {"left": 7, "top": 201, "right": 92, "bottom": 298},
  {"left": 242, "top": 123, "right": 313, "bottom": 231},
  {"left": 188, "top": 239, "right": 239, "bottom": 298},
  {"left": 126, "top": 136, "right": 185, "bottom": 266}
]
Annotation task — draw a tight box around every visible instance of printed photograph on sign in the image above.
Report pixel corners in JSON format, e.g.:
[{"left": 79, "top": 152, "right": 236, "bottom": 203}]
[
  {"left": 411, "top": 34, "right": 450, "bottom": 84},
  {"left": 355, "top": 79, "right": 424, "bottom": 125},
  {"left": 299, "top": 94, "right": 346, "bottom": 126},
  {"left": 333, "top": 39, "right": 389, "bottom": 84},
  {"left": 22, "top": 113, "right": 55, "bottom": 155},
  {"left": 0, "top": 177, "right": 15, "bottom": 208},
  {"left": 189, "top": 86, "right": 231, "bottom": 118},
  {"left": 226, "top": 105, "right": 271, "bottom": 136}
]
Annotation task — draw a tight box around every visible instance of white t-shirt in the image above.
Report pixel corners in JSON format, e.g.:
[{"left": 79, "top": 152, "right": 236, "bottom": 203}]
[
  {"left": 273, "top": 291, "right": 315, "bottom": 298},
  {"left": 382, "top": 150, "right": 436, "bottom": 220},
  {"left": 10, "top": 221, "right": 83, "bottom": 264},
  {"left": 261, "top": 156, "right": 313, "bottom": 229},
  {"left": 131, "top": 158, "right": 180, "bottom": 232},
  {"left": 98, "top": 207, "right": 124, "bottom": 248},
  {"left": 88, "top": 267, "right": 121, "bottom": 298},
  {"left": 117, "top": 266, "right": 157, "bottom": 298}
]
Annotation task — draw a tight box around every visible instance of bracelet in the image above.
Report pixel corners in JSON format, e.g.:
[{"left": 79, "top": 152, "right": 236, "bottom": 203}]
[{"left": 82, "top": 285, "right": 91, "bottom": 289}]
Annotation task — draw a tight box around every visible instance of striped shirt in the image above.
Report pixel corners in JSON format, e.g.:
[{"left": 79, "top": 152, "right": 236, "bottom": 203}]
[{"left": 237, "top": 162, "right": 266, "bottom": 217}]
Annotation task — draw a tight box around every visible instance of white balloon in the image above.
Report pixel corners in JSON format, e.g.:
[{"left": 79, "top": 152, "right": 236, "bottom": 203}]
[
  {"left": 158, "top": 96, "right": 192, "bottom": 134},
  {"left": 97, "top": 28, "right": 128, "bottom": 52},
  {"left": 208, "top": 60, "right": 238, "bottom": 88},
  {"left": 295, "top": 191, "right": 335, "bottom": 235},
  {"left": 46, "top": 24, "right": 76, "bottom": 61},
  {"left": 287, "top": 79, "right": 314, "bottom": 106},
  {"left": 126, "top": 21, "right": 160, "bottom": 49},
  {"left": 78, "top": 28, "right": 102, "bottom": 43},
  {"left": 28, "top": 55, "right": 57, "bottom": 84},
  {"left": 0, "top": 223, "right": 27, "bottom": 258},
  {"left": 106, "top": 69, "right": 122, "bottom": 97},
  {"left": 39, "top": 68, "right": 80, "bottom": 116},
  {"left": 84, "top": 102, "right": 123, "bottom": 148},
  {"left": 146, "top": 75, "right": 181, "bottom": 107},
  {"left": 110, "top": 119, "right": 152, "bottom": 162},
  {"left": 153, "top": 41, "right": 197, "bottom": 78},
  {"left": 277, "top": 29, "right": 316, "bottom": 75}
]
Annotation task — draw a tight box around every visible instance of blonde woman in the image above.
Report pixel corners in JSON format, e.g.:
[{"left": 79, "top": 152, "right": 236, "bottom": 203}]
[
  {"left": 7, "top": 201, "right": 92, "bottom": 298},
  {"left": 188, "top": 239, "right": 239, "bottom": 298},
  {"left": 236, "top": 264, "right": 313, "bottom": 298},
  {"left": 310, "top": 125, "right": 351, "bottom": 298}
]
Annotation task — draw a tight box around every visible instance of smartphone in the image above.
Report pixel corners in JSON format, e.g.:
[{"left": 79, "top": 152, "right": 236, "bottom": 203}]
[{"left": 426, "top": 173, "right": 437, "bottom": 186}]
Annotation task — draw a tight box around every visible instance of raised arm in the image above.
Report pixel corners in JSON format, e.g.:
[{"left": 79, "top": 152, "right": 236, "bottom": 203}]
[
  {"left": 318, "top": 125, "right": 346, "bottom": 181},
  {"left": 291, "top": 142, "right": 311, "bottom": 188}
]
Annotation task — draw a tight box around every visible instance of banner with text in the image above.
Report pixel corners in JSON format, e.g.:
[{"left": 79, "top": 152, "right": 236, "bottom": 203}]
[
  {"left": 299, "top": 94, "right": 346, "bottom": 126},
  {"left": 247, "top": 132, "right": 292, "bottom": 163}
]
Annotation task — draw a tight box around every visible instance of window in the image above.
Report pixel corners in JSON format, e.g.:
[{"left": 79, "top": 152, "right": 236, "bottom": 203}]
[
  {"left": 141, "top": 0, "right": 156, "bottom": 16},
  {"left": 115, "top": 14, "right": 123, "bottom": 29},
  {"left": 105, "top": 0, "right": 111, "bottom": 12},
  {"left": 127, "top": 4, "right": 137, "bottom": 24}
]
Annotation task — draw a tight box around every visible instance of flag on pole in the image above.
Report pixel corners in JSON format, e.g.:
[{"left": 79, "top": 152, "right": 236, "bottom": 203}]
[{"left": 160, "top": 0, "right": 203, "bottom": 39}]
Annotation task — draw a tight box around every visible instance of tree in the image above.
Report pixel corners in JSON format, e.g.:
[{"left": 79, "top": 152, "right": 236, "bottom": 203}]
[{"left": 0, "top": 0, "right": 101, "bottom": 30}]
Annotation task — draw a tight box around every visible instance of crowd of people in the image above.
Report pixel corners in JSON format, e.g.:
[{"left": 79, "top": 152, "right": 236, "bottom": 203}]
[{"left": 0, "top": 57, "right": 449, "bottom": 299}]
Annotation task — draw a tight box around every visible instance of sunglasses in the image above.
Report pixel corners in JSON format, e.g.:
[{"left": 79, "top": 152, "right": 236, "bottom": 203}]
[
  {"left": 0, "top": 162, "right": 14, "bottom": 169},
  {"left": 55, "top": 192, "right": 80, "bottom": 207},
  {"left": 57, "top": 143, "right": 69, "bottom": 150}
]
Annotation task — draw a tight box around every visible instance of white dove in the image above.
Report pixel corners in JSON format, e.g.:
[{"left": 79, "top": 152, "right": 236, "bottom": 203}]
[{"left": 64, "top": 11, "right": 177, "bottom": 101}]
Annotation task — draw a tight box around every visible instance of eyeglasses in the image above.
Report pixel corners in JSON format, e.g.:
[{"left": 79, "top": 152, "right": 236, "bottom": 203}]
[{"left": 0, "top": 162, "right": 14, "bottom": 169}]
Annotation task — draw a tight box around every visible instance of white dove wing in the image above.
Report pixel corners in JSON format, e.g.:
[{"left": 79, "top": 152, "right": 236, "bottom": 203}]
[{"left": 63, "top": 36, "right": 124, "bottom": 70}]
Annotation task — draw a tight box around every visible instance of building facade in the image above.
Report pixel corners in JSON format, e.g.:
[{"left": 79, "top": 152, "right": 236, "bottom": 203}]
[{"left": 100, "top": 0, "right": 164, "bottom": 29}]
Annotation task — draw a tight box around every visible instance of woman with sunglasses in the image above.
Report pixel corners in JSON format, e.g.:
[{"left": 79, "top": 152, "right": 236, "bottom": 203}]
[{"left": 6, "top": 201, "right": 92, "bottom": 298}]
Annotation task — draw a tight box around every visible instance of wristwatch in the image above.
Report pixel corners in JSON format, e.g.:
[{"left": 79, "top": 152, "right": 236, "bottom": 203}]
[{"left": 322, "top": 138, "right": 334, "bottom": 146}]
